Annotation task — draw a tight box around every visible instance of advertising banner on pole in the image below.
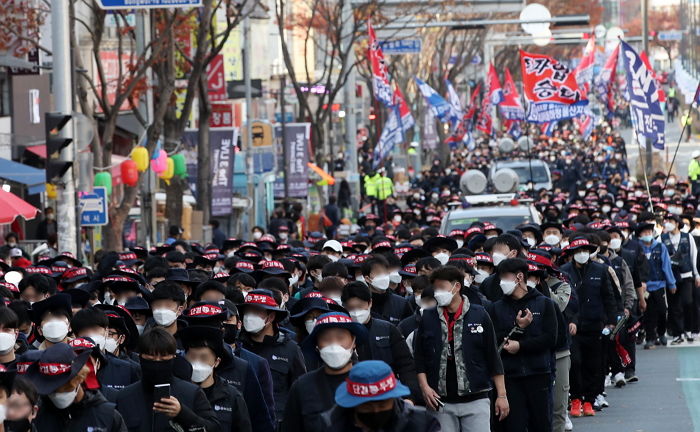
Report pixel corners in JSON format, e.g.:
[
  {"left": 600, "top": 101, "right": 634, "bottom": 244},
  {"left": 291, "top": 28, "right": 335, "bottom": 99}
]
[
  {"left": 284, "top": 123, "right": 310, "bottom": 198},
  {"left": 211, "top": 129, "right": 237, "bottom": 216}
]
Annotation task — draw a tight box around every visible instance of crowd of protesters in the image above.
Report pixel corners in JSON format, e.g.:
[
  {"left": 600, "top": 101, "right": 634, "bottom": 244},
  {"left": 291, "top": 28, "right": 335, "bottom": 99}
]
[{"left": 0, "top": 118, "right": 695, "bottom": 432}]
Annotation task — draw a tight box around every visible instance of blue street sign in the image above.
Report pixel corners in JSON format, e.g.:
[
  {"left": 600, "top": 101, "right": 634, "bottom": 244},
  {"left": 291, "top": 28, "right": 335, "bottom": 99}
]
[
  {"left": 80, "top": 187, "right": 109, "bottom": 226},
  {"left": 96, "top": 0, "right": 201, "bottom": 9},
  {"left": 379, "top": 39, "right": 422, "bottom": 55}
]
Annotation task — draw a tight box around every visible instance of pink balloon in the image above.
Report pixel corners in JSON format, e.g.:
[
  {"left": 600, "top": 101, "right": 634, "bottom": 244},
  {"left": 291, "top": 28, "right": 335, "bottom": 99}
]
[{"left": 151, "top": 149, "right": 167, "bottom": 174}]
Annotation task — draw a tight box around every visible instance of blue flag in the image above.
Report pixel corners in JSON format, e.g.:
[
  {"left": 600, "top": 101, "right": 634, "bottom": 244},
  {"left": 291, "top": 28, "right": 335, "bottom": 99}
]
[
  {"left": 373, "top": 106, "right": 403, "bottom": 168},
  {"left": 415, "top": 77, "right": 452, "bottom": 123},
  {"left": 620, "top": 40, "right": 665, "bottom": 150}
]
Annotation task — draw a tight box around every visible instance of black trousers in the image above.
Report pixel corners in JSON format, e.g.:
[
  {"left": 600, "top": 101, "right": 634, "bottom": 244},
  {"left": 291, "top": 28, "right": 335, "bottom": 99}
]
[
  {"left": 669, "top": 278, "right": 694, "bottom": 336},
  {"left": 502, "top": 373, "right": 552, "bottom": 432},
  {"left": 570, "top": 330, "right": 603, "bottom": 403},
  {"left": 691, "top": 282, "right": 700, "bottom": 334},
  {"left": 645, "top": 289, "right": 668, "bottom": 341}
]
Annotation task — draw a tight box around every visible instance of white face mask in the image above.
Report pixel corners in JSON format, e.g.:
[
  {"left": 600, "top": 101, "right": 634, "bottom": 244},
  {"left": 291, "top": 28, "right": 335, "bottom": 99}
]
[
  {"left": 370, "top": 274, "right": 390, "bottom": 291},
  {"left": 288, "top": 274, "right": 299, "bottom": 287},
  {"left": 434, "top": 252, "right": 450, "bottom": 265},
  {"left": 463, "top": 277, "right": 471, "bottom": 288},
  {"left": 574, "top": 251, "right": 590, "bottom": 264},
  {"left": 389, "top": 271, "right": 401, "bottom": 284},
  {"left": 279, "top": 233, "right": 289, "bottom": 241},
  {"left": 474, "top": 270, "right": 489, "bottom": 284},
  {"left": 0, "top": 332, "right": 16, "bottom": 354},
  {"left": 152, "top": 308, "right": 178, "bottom": 327},
  {"left": 356, "top": 275, "right": 365, "bottom": 283},
  {"left": 42, "top": 320, "right": 69, "bottom": 343},
  {"left": 49, "top": 387, "right": 78, "bottom": 409},
  {"left": 329, "top": 295, "right": 343, "bottom": 305},
  {"left": 319, "top": 344, "right": 353, "bottom": 369},
  {"left": 525, "top": 237, "right": 536, "bottom": 247},
  {"left": 404, "top": 285, "right": 413, "bottom": 295},
  {"left": 88, "top": 333, "right": 107, "bottom": 351},
  {"left": 492, "top": 252, "right": 507, "bottom": 266},
  {"left": 349, "top": 308, "right": 371, "bottom": 324},
  {"left": 190, "top": 361, "right": 214, "bottom": 383},
  {"left": 664, "top": 222, "right": 676, "bottom": 232},
  {"left": 526, "top": 280, "right": 537, "bottom": 289},
  {"left": 136, "top": 324, "right": 146, "bottom": 335},
  {"left": 455, "top": 239, "right": 464, "bottom": 249},
  {"left": 609, "top": 238, "right": 622, "bottom": 251},
  {"left": 327, "top": 254, "right": 339, "bottom": 262},
  {"left": 602, "top": 205, "right": 612, "bottom": 214},
  {"left": 243, "top": 315, "right": 267, "bottom": 333},
  {"left": 253, "top": 231, "right": 263, "bottom": 240},
  {"left": 304, "top": 319, "right": 316, "bottom": 334},
  {"left": 544, "top": 234, "right": 560, "bottom": 246},
  {"left": 434, "top": 284, "right": 456, "bottom": 307},
  {"left": 500, "top": 279, "right": 517, "bottom": 296},
  {"left": 104, "top": 337, "right": 119, "bottom": 354},
  {"left": 560, "top": 240, "right": 570, "bottom": 249}
]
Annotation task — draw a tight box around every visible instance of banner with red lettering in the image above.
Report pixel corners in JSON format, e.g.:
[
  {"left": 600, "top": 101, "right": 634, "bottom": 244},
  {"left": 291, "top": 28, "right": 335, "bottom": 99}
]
[
  {"left": 368, "top": 20, "right": 393, "bottom": 107},
  {"left": 520, "top": 50, "right": 588, "bottom": 123}
]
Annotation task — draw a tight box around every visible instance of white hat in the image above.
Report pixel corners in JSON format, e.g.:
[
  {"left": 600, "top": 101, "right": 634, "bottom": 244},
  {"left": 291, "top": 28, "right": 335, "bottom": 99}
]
[
  {"left": 323, "top": 240, "right": 343, "bottom": 253},
  {"left": 693, "top": 150, "right": 700, "bottom": 159},
  {"left": 10, "top": 248, "right": 22, "bottom": 258}
]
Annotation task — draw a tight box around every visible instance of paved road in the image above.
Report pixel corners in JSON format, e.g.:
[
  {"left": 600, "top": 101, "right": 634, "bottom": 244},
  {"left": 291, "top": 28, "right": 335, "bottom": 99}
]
[
  {"left": 575, "top": 343, "right": 700, "bottom": 432},
  {"left": 623, "top": 119, "right": 697, "bottom": 180}
]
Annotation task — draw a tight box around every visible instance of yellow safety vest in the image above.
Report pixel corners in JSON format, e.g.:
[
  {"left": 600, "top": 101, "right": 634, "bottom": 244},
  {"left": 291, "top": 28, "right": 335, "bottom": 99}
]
[{"left": 376, "top": 176, "right": 394, "bottom": 200}]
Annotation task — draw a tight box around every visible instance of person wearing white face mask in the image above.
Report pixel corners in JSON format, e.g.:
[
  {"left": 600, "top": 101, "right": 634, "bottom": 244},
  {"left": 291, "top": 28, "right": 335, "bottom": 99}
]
[
  {"left": 517, "top": 224, "right": 542, "bottom": 250},
  {"left": 560, "top": 237, "right": 618, "bottom": 417},
  {"left": 322, "top": 240, "right": 343, "bottom": 263},
  {"left": 424, "top": 236, "right": 458, "bottom": 268},
  {"left": 289, "top": 297, "right": 332, "bottom": 352},
  {"left": 0, "top": 308, "right": 19, "bottom": 369},
  {"left": 284, "top": 312, "right": 368, "bottom": 431},
  {"left": 341, "top": 282, "right": 421, "bottom": 403},
  {"left": 149, "top": 281, "right": 187, "bottom": 336},
  {"left": 479, "top": 234, "right": 523, "bottom": 303},
  {"left": 238, "top": 289, "right": 307, "bottom": 423},
  {"left": 27, "top": 343, "right": 128, "bottom": 431},
  {"left": 30, "top": 294, "right": 73, "bottom": 349},
  {"left": 448, "top": 230, "right": 466, "bottom": 251},
  {"left": 181, "top": 325, "right": 251, "bottom": 432},
  {"left": 488, "top": 258, "right": 558, "bottom": 429},
  {"left": 541, "top": 222, "right": 564, "bottom": 247},
  {"left": 413, "top": 266, "right": 508, "bottom": 431},
  {"left": 360, "top": 256, "right": 412, "bottom": 326}
]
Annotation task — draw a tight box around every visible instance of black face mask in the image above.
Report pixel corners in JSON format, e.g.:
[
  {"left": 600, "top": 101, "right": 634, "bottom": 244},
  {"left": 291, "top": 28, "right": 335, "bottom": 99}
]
[
  {"left": 223, "top": 323, "right": 240, "bottom": 345},
  {"left": 4, "top": 418, "right": 31, "bottom": 432},
  {"left": 139, "top": 357, "right": 174, "bottom": 388},
  {"left": 599, "top": 246, "right": 608, "bottom": 255},
  {"left": 356, "top": 407, "right": 396, "bottom": 430}
]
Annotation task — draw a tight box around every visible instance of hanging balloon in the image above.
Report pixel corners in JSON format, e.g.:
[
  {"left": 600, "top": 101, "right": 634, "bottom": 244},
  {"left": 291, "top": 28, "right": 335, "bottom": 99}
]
[
  {"left": 159, "top": 157, "right": 175, "bottom": 185},
  {"left": 151, "top": 149, "right": 167, "bottom": 174},
  {"left": 46, "top": 183, "right": 57, "bottom": 200},
  {"left": 94, "top": 172, "right": 113, "bottom": 196},
  {"left": 131, "top": 146, "right": 149, "bottom": 172},
  {"left": 121, "top": 159, "right": 139, "bottom": 187},
  {"left": 171, "top": 154, "right": 187, "bottom": 178}
]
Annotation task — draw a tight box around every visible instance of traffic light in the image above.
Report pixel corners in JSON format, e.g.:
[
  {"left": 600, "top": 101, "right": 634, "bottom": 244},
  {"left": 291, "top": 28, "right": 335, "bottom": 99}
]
[{"left": 44, "top": 112, "right": 73, "bottom": 184}]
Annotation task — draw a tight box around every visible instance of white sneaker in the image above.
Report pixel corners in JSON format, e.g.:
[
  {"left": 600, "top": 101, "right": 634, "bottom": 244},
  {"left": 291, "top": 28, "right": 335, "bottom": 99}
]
[
  {"left": 604, "top": 373, "right": 613, "bottom": 387},
  {"left": 565, "top": 414, "right": 574, "bottom": 431},
  {"left": 595, "top": 394, "right": 609, "bottom": 408},
  {"left": 614, "top": 372, "right": 627, "bottom": 388}
]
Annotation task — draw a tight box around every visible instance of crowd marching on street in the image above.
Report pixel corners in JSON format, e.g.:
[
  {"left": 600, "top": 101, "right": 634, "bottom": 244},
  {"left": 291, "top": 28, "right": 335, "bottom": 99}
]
[{"left": 0, "top": 110, "right": 697, "bottom": 432}]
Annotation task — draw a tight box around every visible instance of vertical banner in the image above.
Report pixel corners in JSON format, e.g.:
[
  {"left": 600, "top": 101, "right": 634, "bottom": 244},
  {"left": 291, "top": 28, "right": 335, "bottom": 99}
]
[
  {"left": 423, "top": 101, "right": 439, "bottom": 150},
  {"left": 285, "top": 123, "right": 310, "bottom": 197},
  {"left": 211, "top": 129, "right": 237, "bottom": 216},
  {"left": 368, "top": 20, "right": 394, "bottom": 107}
]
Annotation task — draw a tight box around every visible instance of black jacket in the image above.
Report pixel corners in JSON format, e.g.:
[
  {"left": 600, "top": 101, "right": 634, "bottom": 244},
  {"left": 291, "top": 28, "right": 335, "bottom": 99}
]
[
  {"left": 282, "top": 367, "right": 348, "bottom": 432},
  {"left": 356, "top": 318, "right": 421, "bottom": 402},
  {"left": 322, "top": 400, "right": 440, "bottom": 431},
  {"left": 240, "top": 330, "right": 307, "bottom": 422},
  {"left": 487, "top": 288, "right": 558, "bottom": 378},
  {"left": 560, "top": 260, "right": 618, "bottom": 331},
  {"left": 98, "top": 353, "right": 141, "bottom": 391},
  {"left": 203, "top": 376, "right": 252, "bottom": 432},
  {"left": 34, "top": 389, "right": 126, "bottom": 432},
  {"left": 115, "top": 378, "right": 222, "bottom": 432},
  {"left": 370, "top": 291, "right": 413, "bottom": 326}
]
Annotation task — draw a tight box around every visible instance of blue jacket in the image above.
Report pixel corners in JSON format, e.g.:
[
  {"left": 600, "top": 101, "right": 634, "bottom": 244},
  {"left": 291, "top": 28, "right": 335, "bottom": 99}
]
[{"left": 641, "top": 240, "right": 676, "bottom": 291}]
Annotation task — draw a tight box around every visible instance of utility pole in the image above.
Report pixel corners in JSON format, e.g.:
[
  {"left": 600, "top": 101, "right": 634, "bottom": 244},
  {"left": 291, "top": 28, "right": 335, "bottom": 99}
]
[
  {"left": 52, "top": 0, "right": 78, "bottom": 254},
  {"left": 642, "top": 0, "right": 653, "bottom": 178},
  {"left": 243, "top": 15, "right": 256, "bottom": 231},
  {"left": 342, "top": 0, "right": 359, "bottom": 211},
  {"left": 280, "top": 73, "right": 288, "bottom": 197}
]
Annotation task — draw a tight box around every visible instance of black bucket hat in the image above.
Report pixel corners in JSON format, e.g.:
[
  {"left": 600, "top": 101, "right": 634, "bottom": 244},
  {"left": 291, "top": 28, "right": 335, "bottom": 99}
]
[{"left": 25, "top": 342, "right": 91, "bottom": 395}]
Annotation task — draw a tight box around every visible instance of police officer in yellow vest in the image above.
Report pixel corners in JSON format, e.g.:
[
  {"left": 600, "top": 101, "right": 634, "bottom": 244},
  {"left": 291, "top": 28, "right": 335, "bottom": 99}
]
[
  {"left": 363, "top": 171, "right": 382, "bottom": 213},
  {"left": 682, "top": 111, "right": 693, "bottom": 142},
  {"left": 375, "top": 170, "right": 394, "bottom": 221},
  {"left": 689, "top": 151, "right": 700, "bottom": 196}
]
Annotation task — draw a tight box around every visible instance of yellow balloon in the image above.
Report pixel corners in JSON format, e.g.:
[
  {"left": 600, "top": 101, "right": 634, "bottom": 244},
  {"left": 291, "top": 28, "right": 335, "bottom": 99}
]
[
  {"left": 46, "top": 183, "right": 57, "bottom": 200},
  {"left": 131, "top": 147, "right": 149, "bottom": 172},
  {"left": 159, "top": 157, "right": 174, "bottom": 185}
]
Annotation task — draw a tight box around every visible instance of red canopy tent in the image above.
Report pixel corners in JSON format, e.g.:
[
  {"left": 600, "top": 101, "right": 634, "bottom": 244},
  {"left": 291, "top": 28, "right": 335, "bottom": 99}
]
[{"left": 0, "top": 189, "right": 39, "bottom": 225}]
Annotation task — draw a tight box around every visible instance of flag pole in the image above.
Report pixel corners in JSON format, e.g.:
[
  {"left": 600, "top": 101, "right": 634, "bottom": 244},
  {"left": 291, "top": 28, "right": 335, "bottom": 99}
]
[
  {"left": 662, "top": 82, "right": 700, "bottom": 190},
  {"left": 633, "top": 127, "right": 656, "bottom": 212}
]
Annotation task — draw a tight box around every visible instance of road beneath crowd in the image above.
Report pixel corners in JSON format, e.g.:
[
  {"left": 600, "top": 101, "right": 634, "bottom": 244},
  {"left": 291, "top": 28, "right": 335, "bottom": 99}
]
[
  {"left": 623, "top": 118, "right": 697, "bottom": 180},
  {"left": 575, "top": 343, "right": 700, "bottom": 432}
]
